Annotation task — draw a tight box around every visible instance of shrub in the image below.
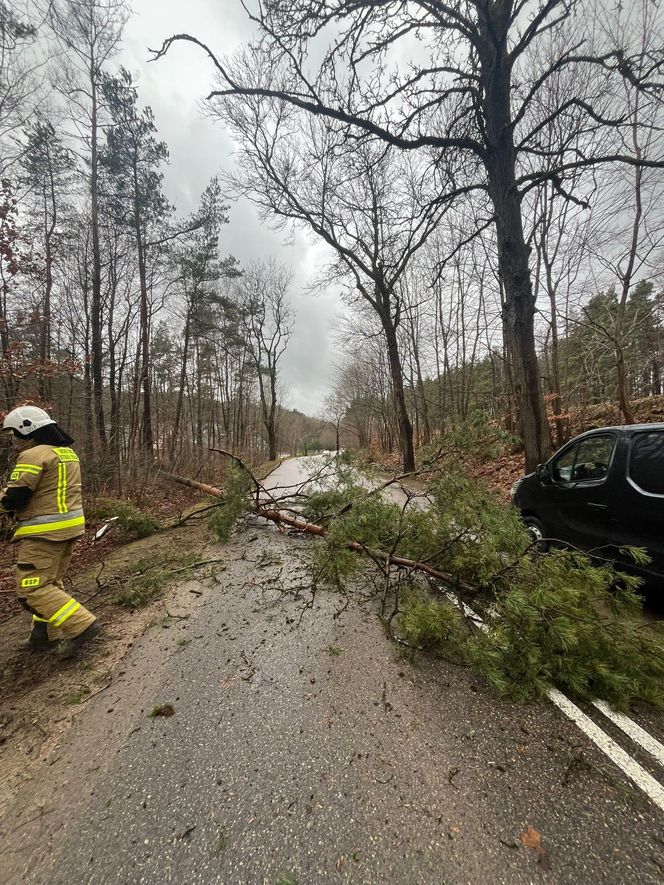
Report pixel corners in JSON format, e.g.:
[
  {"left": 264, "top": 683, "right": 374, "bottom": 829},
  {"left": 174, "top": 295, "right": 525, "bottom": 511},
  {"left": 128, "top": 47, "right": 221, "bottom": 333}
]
[
  {"left": 421, "top": 411, "right": 519, "bottom": 463},
  {"left": 89, "top": 498, "right": 161, "bottom": 538},
  {"left": 113, "top": 551, "right": 199, "bottom": 608}
]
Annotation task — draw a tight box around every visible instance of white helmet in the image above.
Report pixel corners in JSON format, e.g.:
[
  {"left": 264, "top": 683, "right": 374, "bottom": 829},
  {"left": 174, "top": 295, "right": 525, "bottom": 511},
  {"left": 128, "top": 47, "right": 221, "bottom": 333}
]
[{"left": 2, "top": 406, "right": 56, "bottom": 436}]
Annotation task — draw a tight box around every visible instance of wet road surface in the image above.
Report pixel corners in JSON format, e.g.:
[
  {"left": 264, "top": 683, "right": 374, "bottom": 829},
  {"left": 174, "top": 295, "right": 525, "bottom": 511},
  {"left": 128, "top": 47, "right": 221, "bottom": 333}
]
[{"left": 3, "top": 456, "right": 664, "bottom": 884}]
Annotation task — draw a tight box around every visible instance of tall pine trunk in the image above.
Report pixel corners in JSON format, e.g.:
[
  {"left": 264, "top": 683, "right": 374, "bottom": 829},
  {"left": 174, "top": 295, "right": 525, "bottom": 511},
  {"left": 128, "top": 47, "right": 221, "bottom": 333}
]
[
  {"left": 267, "top": 367, "right": 278, "bottom": 461},
  {"left": 90, "top": 71, "right": 106, "bottom": 455},
  {"left": 132, "top": 158, "right": 153, "bottom": 455},
  {"left": 172, "top": 303, "right": 192, "bottom": 459}
]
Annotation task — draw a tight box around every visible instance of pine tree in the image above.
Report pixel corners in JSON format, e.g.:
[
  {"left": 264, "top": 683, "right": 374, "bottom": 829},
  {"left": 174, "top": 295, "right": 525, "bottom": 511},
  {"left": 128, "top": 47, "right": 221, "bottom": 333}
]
[
  {"left": 21, "top": 120, "right": 77, "bottom": 400},
  {"left": 101, "top": 68, "right": 170, "bottom": 456}
]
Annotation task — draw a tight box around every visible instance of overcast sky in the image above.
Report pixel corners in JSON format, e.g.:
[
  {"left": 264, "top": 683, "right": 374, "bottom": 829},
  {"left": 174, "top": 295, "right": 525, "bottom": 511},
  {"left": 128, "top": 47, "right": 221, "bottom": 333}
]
[{"left": 119, "top": 0, "right": 344, "bottom": 416}]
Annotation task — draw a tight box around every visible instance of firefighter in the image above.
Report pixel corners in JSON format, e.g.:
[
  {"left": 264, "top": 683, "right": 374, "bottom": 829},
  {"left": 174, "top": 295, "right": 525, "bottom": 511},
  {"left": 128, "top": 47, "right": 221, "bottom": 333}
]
[{"left": 1, "top": 406, "right": 100, "bottom": 658}]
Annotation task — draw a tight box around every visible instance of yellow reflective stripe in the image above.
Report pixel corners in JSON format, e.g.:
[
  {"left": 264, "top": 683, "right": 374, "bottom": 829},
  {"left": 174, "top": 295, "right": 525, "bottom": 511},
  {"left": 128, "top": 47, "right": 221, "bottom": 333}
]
[
  {"left": 14, "top": 464, "right": 42, "bottom": 475},
  {"left": 32, "top": 614, "right": 49, "bottom": 623},
  {"left": 52, "top": 601, "right": 80, "bottom": 626},
  {"left": 50, "top": 599, "right": 81, "bottom": 626},
  {"left": 14, "top": 515, "right": 85, "bottom": 538},
  {"left": 50, "top": 600, "right": 75, "bottom": 623},
  {"left": 57, "top": 462, "right": 68, "bottom": 513}
]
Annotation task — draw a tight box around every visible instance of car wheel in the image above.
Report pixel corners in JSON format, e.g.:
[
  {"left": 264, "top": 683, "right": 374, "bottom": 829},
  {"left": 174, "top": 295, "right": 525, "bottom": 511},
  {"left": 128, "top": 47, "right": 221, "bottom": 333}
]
[{"left": 523, "top": 516, "right": 548, "bottom": 551}]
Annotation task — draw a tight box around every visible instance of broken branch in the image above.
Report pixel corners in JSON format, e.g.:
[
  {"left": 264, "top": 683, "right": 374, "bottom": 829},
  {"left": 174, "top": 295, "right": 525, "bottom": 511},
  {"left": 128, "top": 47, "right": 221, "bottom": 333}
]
[{"left": 164, "top": 472, "right": 475, "bottom": 593}]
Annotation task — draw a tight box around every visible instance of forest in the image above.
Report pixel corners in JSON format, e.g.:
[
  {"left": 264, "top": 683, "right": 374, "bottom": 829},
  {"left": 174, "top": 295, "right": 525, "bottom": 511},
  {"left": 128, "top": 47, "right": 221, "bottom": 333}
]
[
  {"left": 2, "top": 0, "right": 664, "bottom": 487},
  {"left": 5, "top": 4, "right": 664, "bottom": 860},
  {"left": 1, "top": 0, "right": 332, "bottom": 488}
]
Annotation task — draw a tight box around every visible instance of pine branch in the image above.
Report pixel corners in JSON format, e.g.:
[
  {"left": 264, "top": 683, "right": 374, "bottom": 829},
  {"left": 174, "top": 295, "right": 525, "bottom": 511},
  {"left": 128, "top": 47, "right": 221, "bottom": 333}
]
[{"left": 164, "top": 470, "right": 476, "bottom": 593}]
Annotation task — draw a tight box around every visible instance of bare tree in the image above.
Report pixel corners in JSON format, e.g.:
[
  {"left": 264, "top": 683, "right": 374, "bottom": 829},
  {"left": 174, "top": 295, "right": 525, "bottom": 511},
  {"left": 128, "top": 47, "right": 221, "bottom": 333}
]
[
  {"left": 0, "top": 1, "right": 46, "bottom": 174},
  {"left": 237, "top": 259, "right": 293, "bottom": 461},
  {"left": 531, "top": 174, "right": 589, "bottom": 445},
  {"left": 323, "top": 388, "right": 348, "bottom": 455},
  {"left": 217, "top": 96, "right": 448, "bottom": 471},
  {"left": 582, "top": 3, "right": 664, "bottom": 423},
  {"left": 155, "top": 0, "right": 664, "bottom": 469}
]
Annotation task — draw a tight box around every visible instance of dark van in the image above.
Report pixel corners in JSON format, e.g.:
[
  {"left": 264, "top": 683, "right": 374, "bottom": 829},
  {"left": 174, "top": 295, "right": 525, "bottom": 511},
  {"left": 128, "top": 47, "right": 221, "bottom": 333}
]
[{"left": 511, "top": 424, "right": 664, "bottom": 586}]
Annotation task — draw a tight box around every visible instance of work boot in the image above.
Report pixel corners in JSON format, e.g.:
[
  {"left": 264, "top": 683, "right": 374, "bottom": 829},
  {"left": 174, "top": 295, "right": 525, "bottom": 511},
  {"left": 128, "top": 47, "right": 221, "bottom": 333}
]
[
  {"left": 18, "top": 621, "right": 54, "bottom": 653},
  {"left": 54, "top": 620, "right": 102, "bottom": 660}
]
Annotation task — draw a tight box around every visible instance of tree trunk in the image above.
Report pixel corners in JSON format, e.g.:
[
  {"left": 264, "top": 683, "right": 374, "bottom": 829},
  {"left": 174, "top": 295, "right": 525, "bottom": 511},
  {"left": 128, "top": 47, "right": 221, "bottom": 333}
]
[
  {"left": 379, "top": 297, "right": 415, "bottom": 472},
  {"left": 267, "top": 367, "right": 278, "bottom": 460},
  {"left": 616, "top": 345, "right": 634, "bottom": 424},
  {"left": 480, "top": 10, "right": 551, "bottom": 471},
  {"left": 133, "top": 159, "right": 153, "bottom": 455},
  {"left": 39, "top": 167, "right": 56, "bottom": 402},
  {"left": 542, "top": 252, "right": 566, "bottom": 447},
  {"left": 89, "top": 70, "right": 106, "bottom": 454},
  {"left": 409, "top": 315, "right": 431, "bottom": 445},
  {"left": 83, "top": 292, "right": 94, "bottom": 470},
  {"left": 497, "top": 236, "right": 550, "bottom": 470},
  {"left": 253, "top": 348, "right": 278, "bottom": 461},
  {"left": 0, "top": 283, "right": 17, "bottom": 408},
  {"left": 614, "top": 154, "right": 642, "bottom": 425},
  {"left": 267, "top": 425, "right": 277, "bottom": 461},
  {"left": 652, "top": 359, "right": 661, "bottom": 396},
  {"left": 172, "top": 302, "right": 192, "bottom": 459},
  {"left": 107, "top": 260, "right": 120, "bottom": 482},
  {"left": 195, "top": 337, "right": 204, "bottom": 449},
  {"left": 138, "top": 244, "right": 152, "bottom": 453}
]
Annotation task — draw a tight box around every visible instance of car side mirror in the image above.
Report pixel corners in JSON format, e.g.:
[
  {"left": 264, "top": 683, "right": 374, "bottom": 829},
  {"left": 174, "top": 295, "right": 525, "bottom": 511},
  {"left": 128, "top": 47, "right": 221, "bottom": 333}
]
[{"left": 536, "top": 463, "right": 552, "bottom": 485}]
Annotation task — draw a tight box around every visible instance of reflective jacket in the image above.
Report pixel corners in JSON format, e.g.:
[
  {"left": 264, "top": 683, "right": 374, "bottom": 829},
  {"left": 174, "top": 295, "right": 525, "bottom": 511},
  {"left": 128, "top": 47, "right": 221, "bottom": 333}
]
[{"left": 1, "top": 444, "right": 85, "bottom": 541}]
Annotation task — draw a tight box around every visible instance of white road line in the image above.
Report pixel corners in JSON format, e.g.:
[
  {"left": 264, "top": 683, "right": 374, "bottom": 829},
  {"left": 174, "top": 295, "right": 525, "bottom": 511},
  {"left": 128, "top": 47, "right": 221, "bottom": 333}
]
[
  {"left": 445, "top": 591, "right": 664, "bottom": 811},
  {"left": 592, "top": 699, "right": 664, "bottom": 769},
  {"left": 445, "top": 592, "right": 487, "bottom": 631},
  {"left": 317, "top": 468, "right": 664, "bottom": 811},
  {"left": 549, "top": 689, "right": 664, "bottom": 812}
]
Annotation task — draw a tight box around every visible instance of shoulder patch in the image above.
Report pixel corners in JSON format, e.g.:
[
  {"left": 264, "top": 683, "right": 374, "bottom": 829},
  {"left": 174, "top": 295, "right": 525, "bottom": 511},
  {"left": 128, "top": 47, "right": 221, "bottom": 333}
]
[{"left": 52, "top": 447, "right": 79, "bottom": 463}]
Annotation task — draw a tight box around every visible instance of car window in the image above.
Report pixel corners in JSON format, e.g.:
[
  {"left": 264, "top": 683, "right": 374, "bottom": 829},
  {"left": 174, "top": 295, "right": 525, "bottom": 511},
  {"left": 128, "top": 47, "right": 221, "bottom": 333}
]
[
  {"left": 552, "top": 444, "right": 578, "bottom": 482},
  {"left": 552, "top": 435, "right": 615, "bottom": 484},
  {"left": 630, "top": 431, "right": 664, "bottom": 495},
  {"left": 573, "top": 436, "right": 616, "bottom": 481}
]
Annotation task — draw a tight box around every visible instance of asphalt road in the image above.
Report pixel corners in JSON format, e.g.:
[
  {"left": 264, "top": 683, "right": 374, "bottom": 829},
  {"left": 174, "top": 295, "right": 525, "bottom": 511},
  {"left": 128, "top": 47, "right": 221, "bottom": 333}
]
[{"left": 3, "top": 457, "right": 664, "bottom": 884}]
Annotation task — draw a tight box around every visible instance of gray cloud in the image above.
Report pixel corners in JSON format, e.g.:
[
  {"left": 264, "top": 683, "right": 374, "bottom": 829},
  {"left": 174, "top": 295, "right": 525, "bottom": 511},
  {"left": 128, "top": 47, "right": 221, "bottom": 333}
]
[{"left": 120, "top": 0, "right": 345, "bottom": 414}]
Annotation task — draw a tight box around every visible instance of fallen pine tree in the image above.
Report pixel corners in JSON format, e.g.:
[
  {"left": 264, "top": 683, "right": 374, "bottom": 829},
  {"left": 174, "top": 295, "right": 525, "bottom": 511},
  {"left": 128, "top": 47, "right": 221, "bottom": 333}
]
[
  {"left": 164, "top": 469, "right": 476, "bottom": 592},
  {"left": 165, "top": 455, "right": 664, "bottom": 710}
]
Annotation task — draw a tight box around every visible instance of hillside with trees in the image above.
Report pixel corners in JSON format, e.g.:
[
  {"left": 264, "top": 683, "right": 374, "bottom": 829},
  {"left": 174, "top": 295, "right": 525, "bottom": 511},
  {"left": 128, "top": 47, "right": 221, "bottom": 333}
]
[
  {"left": 4, "top": 6, "right": 664, "bottom": 878},
  {"left": 2, "top": 0, "right": 664, "bottom": 486},
  {"left": 156, "top": 0, "right": 664, "bottom": 475},
  {"left": 0, "top": 0, "right": 321, "bottom": 489}
]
